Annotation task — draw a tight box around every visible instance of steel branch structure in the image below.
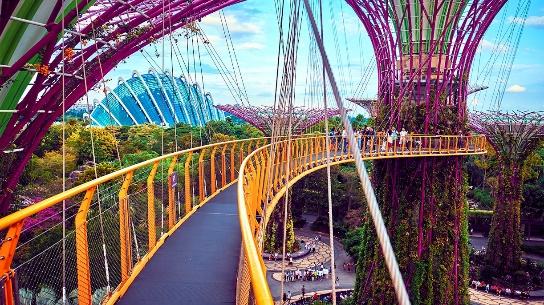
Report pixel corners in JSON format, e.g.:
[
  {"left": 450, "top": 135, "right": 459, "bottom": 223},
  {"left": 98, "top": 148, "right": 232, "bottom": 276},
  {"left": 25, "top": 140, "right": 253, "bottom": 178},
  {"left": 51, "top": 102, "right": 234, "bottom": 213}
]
[
  {"left": 215, "top": 104, "right": 342, "bottom": 136},
  {"left": 344, "top": 1, "right": 508, "bottom": 304},
  {"left": 470, "top": 111, "right": 544, "bottom": 161},
  {"left": 0, "top": 0, "right": 243, "bottom": 210},
  {"left": 346, "top": 0, "right": 506, "bottom": 129}
]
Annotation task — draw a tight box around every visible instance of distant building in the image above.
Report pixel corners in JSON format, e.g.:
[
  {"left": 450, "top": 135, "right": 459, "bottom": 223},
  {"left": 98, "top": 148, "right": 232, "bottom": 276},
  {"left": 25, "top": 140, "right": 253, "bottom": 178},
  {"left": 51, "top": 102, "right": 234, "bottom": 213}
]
[{"left": 90, "top": 70, "right": 224, "bottom": 127}]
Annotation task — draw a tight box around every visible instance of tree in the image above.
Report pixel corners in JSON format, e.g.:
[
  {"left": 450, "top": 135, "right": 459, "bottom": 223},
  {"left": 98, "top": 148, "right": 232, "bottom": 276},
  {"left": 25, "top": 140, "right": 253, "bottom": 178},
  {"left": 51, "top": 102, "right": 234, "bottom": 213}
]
[
  {"left": 67, "top": 127, "right": 119, "bottom": 165},
  {"left": 26, "top": 150, "right": 76, "bottom": 194}
]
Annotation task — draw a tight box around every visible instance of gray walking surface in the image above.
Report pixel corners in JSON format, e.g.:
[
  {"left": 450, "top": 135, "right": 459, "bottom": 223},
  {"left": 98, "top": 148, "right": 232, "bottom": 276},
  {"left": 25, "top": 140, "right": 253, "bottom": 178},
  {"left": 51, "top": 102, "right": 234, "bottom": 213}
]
[{"left": 116, "top": 185, "right": 240, "bottom": 305}]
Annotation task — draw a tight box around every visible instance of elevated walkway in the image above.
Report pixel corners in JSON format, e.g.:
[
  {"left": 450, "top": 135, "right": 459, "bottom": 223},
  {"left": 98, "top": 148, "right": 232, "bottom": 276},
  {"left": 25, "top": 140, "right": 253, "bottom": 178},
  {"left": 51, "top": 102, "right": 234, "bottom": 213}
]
[
  {"left": 0, "top": 134, "right": 487, "bottom": 305},
  {"left": 117, "top": 185, "right": 239, "bottom": 305}
]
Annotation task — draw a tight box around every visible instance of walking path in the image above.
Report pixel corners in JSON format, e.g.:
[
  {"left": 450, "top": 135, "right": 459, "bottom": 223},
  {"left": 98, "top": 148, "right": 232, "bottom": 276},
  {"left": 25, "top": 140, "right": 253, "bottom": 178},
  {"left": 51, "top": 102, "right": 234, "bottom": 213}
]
[
  {"left": 470, "top": 289, "right": 544, "bottom": 305},
  {"left": 116, "top": 186, "right": 240, "bottom": 305},
  {"left": 266, "top": 216, "right": 356, "bottom": 300},
  {"left": 266, "top": 215, "right": 544, "bottom": 305}
]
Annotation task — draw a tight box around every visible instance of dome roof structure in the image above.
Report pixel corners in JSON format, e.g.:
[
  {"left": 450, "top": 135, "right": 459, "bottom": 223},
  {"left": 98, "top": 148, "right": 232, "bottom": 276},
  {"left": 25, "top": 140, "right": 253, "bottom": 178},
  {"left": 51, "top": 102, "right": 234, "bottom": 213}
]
[{"left": 90, "top": 70, "right": 224, "bottom": 127}]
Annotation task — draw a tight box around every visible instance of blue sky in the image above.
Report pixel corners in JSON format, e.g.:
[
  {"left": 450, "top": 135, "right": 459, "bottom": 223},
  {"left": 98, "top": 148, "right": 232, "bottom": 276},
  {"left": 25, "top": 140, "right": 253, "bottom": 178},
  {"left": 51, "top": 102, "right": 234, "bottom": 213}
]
[{"left": 89, "top": 0, "right": 543, "bottom": 115}]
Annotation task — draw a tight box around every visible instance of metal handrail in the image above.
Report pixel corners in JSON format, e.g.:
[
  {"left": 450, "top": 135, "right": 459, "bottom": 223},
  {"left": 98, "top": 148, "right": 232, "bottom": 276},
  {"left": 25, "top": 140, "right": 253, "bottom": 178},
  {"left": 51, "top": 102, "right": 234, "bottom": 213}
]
[
  {"left": 0, "top": 137, "right": 266, "bottom": 231},
  {"left": 236, "top": 134, "right": 487, "bottom": 305}
]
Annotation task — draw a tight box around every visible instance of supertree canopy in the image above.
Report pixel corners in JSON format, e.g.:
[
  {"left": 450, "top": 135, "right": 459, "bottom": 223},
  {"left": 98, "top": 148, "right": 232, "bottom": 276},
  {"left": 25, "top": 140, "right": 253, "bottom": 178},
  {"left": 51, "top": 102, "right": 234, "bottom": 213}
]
[
  {"left": 0, "top": 0, "right": 242, "bottom": 210},
  {"left": 90, "top": 70, "right": 224, "bottom": 127},
  {"left": 470, "top": 111, "right": 544, "bottom": 273},
  {"left": 347, "top": 98, "right": 377, "bottom": 118},
  {"left": 215, "top": 104, "right": 342, "bottom": 136},
  {"left": 348, "top": 84, "right": 487, "bottom": 118},
  {"left": 344, "top": 1, "right": 509, "bottom": 304}
]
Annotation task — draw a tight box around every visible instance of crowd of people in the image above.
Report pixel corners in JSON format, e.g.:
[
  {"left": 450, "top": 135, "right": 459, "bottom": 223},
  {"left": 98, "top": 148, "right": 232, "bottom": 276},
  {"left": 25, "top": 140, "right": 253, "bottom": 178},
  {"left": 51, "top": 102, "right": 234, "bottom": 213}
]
[
  {"left": 282, "top": 262, "right": 333, "bottom": 282},
  {"left": 328, "top": 126, "right": 474, "bottom": 154},
  {"left": 283, "top": 288, "right": 354, "bottom": 305},
  {"left": 471, "top": 279, "right": 531, "bottom": 299},
  {"left": 328, "top": 126, "right": 411, "bottom": 153}
]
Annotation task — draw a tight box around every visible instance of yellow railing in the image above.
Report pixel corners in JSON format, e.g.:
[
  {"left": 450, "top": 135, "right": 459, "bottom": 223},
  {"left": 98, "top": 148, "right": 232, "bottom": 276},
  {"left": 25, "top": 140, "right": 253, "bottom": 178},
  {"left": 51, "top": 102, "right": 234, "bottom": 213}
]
[
  {"left": 236, "top": 134, "right": 487, "bottom": 305},
  {"left": 0, "top": 137, "right": 268, "bottom": 305}
]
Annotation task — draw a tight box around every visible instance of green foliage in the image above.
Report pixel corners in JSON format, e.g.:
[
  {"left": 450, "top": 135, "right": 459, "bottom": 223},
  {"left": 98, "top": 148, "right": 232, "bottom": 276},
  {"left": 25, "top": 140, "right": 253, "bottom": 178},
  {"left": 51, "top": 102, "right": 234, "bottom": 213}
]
[
  {"left": 343, "top": 227, "right": 366, "bottom": 261},
  {"left": 67, "top": 127, "right": 119, "bottom": 164},
  {"left": 468, "top": 187, "right": 493, "bottom": 209},
  {"left": 122, "top": 151, "right": 160, "bottom": 166},
  {"left": 27, "top": 150, "right": 76, "bottom": 186},
  {"left": 74, "top": 162, "right": 120, "bottom": 186},
  {"left": 467, "top": 209, "right": 493, "bottom": 218}
]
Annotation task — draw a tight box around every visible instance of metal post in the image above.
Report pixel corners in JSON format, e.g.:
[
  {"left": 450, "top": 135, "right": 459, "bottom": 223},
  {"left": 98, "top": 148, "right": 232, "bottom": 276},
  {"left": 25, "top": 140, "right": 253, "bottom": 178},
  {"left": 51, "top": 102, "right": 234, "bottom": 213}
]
[
  {"left": 185, "top": 152, "right": 193, "bottom": 214},
  {"left": 147, "top": 162, "right": 159, "bottom": 249},
  {"left": 119, "top": 171, "right": 134, "bottom": 284},
  {"left": 167, "top": 156, "right": 178, "bottom": 229},
  {"left": 75, "top": 188, "right": 96, "bottom": 305}
]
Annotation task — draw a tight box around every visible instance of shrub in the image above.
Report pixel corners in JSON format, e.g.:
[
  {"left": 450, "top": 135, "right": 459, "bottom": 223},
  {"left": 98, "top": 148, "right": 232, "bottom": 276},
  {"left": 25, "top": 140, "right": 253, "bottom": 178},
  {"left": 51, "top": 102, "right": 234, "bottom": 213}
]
[{"left": 480, "top": 265, "right": 497, "bottom": 281}]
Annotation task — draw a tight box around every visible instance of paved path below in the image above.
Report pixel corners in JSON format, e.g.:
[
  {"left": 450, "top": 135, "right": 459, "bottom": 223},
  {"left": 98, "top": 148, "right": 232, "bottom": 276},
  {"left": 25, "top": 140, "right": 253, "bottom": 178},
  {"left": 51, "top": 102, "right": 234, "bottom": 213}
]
[
  {"left": 116, "top": 186, "right": 240, "bottom": 305},
  {"left": 470, "top": 289, "right": 544, "bottom": 305},
  {"left": 267, "top": 216, "right": 356, "bottom": 300}
]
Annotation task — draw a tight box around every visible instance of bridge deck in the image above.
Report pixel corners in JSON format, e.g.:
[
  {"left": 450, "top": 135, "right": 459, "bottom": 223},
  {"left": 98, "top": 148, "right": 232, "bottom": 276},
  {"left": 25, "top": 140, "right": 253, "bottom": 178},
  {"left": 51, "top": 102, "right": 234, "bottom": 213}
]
[{"left": 117, "top": 185, "right": 240, "bottom": 305}]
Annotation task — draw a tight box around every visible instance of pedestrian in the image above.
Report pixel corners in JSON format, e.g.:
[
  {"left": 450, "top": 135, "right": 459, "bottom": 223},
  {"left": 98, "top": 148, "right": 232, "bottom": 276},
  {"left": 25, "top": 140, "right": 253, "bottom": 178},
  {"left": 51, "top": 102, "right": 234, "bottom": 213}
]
[
  {"left": 301, "top": 285, "right": 306, "bottom": 299},
  {"left": 386, "top": 129, "right": 393, "bottom": 151},
  {"left": 357, "top": 128, "right": 362, "bottom": 149},
  {"left": 287, "top": 290, "right": 292, "bottom": 303},
  {"left": 399, "top": 128, "right": 408, "bottom": 149},
  {"left": 329, "top": 128, "right": 336, "bottom": 150}
]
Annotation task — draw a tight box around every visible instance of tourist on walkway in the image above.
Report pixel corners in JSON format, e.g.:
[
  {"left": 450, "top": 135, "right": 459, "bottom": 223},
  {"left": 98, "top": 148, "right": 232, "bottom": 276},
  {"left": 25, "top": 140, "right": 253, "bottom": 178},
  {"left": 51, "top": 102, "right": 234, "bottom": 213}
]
[
  {"left": 386, "top": 129, "right": 393, "bottom": 151},
  {"left": 329, "top": 128, "right": 336, "bottom": 150},
  {"left": 399, "top": 128, "right": 408, "bottom": 149},
  {"left": 356, "top": 128, "right": 363, "bottom": 149}
]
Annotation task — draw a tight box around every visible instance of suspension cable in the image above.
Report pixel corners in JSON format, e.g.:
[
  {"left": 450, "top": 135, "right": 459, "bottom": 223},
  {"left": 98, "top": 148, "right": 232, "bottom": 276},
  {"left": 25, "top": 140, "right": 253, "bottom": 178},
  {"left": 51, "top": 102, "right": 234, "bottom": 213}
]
[
  {"left": 61, "top": 3, "right": 67, "bottom": 304},
  {"left": 303, "top": 1, "right": 411, "bottom": 304},
  {"left": 74, "top": 3, "right": 113, "bottom": 293},
  {"left": 319, "top": 0, "right": 337, "bottom": 303}
]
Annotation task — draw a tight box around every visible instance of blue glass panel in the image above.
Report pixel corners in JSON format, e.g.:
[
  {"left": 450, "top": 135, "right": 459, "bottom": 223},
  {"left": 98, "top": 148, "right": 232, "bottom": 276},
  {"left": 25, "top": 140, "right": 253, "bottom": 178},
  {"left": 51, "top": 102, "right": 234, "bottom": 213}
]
[
  {"left": 159, "top": 74, "right": 187, "bottom": 124},
  {"left": 141, "top": 74, "right": 174, "bottom": 125},
  {"left": 191, "top": 85, "right": 209, "bottom": 123},
  {"left": 114, "top": 83, "right": 147, "bottom": 123},
  {"left": 126, "top": 77, "right": 162, "bottom": 124},
  {"left": 99, "top": 94, "right": 132, "bottom": 125},
  {"left": 91, "top": 106, "right": 112, "bottom": 126},
  {"left": 175, "top": 77, "right": 200, "bottom": 126}
]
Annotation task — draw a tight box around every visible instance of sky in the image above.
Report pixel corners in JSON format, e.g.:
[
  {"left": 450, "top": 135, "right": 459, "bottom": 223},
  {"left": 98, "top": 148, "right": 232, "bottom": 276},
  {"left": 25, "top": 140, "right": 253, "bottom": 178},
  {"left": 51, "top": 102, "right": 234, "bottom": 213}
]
[{"left": 87, "top": 0, "right": 544, "bottom": 115}]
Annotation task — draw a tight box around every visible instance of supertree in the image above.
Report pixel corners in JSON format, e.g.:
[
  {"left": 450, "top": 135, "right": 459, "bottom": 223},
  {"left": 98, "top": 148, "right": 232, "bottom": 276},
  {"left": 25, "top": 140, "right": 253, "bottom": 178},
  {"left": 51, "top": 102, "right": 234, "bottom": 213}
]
[
  {"left": 344, "top": 1, "right": 511, "bottom": 304},
  {"left": 0, "top": 0, "right": 243, "bottom": 211},
  {"left": 347, "top": 98, "right": 377, "bottom": 118},
  {"left": 347, "top": 84, "right": 487, "bottom": 118},
  {"left": 215, "top": 104, "right": 342, "bottom": 136},
  {"left": 470, "top": 111, "right": 544, "bottom": 273}
]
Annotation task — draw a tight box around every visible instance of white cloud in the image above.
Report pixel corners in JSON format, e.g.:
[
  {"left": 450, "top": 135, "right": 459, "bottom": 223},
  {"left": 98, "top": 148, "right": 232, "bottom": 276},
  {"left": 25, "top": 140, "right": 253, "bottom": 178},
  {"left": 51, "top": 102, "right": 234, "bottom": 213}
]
[
  {"left": 506, "top": 84, "right": 526, "bottom": 93},
  {"left": 509, "top": 16, "right": 544, "bottom": 27},
  {"left": 238, "top": 42, "right": 265, "bottom": 50},
  {"left": 201, "top": 13, "right": 262, "bottom": 35},
  {"left": 478, "top": 39, "right": 509, "bottom": 53}
]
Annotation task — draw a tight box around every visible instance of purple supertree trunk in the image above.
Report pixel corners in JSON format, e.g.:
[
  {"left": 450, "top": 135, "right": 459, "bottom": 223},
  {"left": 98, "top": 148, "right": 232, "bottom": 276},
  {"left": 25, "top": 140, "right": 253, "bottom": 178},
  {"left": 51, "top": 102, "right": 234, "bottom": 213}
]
[
  {"left": 486, "top": 161, "right": 522, "bottom": 273},
  {"left": 345, "top": 1, "right": 507, "bottom": 304}
]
